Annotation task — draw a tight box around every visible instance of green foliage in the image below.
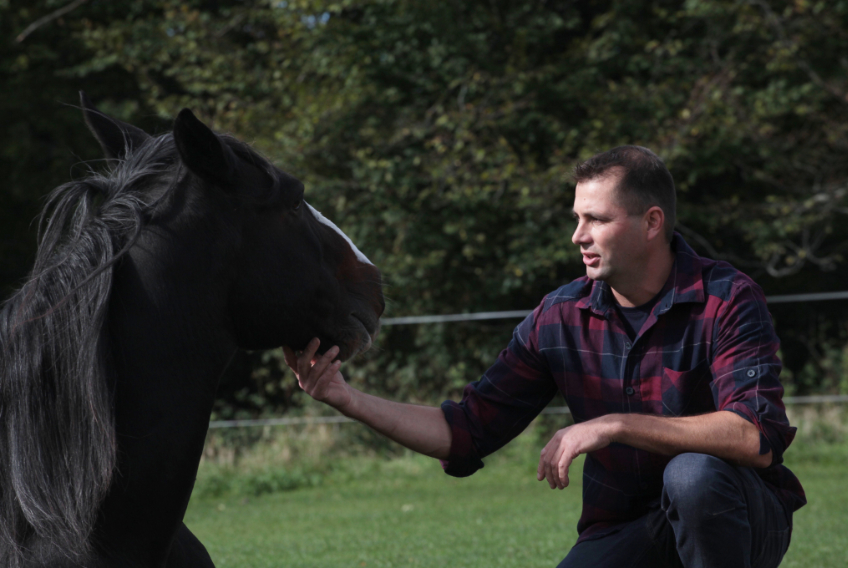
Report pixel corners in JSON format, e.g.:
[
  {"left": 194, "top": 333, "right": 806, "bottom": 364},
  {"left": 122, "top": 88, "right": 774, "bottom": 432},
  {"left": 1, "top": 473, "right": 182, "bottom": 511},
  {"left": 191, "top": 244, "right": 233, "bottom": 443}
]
[
  {"left": 787, "top": 404, "right": 848, "bottom": 451},
  {"left": 194, "top": 464, "right": 323, "bottom": 498},
  {"left": 196, "top": 415, "right": 408, "bottom": 497},
  {"left": 5, "top": 1, "right": 848, "bottom": 407},
  {"left": 785, "top": 340, "right": 848, "bottom": 396}
]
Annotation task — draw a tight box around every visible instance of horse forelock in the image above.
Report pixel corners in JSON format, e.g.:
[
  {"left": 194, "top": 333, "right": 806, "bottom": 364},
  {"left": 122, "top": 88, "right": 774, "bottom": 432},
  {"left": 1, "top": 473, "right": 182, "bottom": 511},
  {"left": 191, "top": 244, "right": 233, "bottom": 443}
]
[{"left": 0, "top": 133, "right": 181, "bottom": 567}]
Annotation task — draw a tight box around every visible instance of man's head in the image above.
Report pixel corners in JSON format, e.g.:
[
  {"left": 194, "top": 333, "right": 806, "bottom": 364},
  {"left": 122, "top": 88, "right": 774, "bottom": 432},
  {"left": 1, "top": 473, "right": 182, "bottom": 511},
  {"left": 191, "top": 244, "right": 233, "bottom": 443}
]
[
  {"left": 570, "top": 146, "right": 676, "bottom": 299},
  {"left": 573, "top": 145, "right": 676, "bottom": 241}
]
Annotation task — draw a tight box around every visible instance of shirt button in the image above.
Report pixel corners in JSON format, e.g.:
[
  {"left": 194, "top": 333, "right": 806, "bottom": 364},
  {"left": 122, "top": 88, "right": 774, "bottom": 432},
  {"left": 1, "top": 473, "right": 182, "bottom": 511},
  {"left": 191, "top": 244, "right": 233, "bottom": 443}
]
[
  {"left": 747, "top": 369, "right": 757, "bottom": 378},
  {"left": 624, "top": 341, "right": 632, "bottom": 350},
  {"left": 625, "top": 387, "right": 635, "bottom": 396}
]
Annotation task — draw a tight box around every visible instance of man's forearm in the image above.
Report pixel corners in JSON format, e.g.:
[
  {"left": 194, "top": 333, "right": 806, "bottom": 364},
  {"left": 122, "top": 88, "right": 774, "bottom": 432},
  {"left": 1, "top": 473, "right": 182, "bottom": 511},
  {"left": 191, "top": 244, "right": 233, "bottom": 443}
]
[
  {"left": 286, "top": 341, "right": 454, "bottom": 460},
  {"left": 607, "top": 411, "right": 772, "bottom": 468},
  {"left": 341, "top": 388, "right": 453, "bottom": 460}
]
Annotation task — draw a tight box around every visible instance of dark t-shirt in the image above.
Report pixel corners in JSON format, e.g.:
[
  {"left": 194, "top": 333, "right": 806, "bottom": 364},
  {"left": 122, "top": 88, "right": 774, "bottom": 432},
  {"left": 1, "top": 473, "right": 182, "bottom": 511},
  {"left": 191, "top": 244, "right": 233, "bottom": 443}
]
[{"left": 614, "top": 291, "right": 663, "bottom": 340}]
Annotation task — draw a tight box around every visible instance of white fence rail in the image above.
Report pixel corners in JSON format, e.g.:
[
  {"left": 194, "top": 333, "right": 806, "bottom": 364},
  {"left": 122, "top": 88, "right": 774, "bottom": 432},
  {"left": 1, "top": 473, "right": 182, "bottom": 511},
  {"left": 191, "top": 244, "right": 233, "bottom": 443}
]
[{"left": 381, "top": 290, "right": 848, "bottom": 326}]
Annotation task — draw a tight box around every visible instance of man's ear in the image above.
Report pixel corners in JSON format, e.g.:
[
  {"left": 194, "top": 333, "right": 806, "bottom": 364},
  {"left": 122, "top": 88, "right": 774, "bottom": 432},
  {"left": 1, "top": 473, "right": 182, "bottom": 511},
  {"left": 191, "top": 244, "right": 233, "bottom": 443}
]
[
  {"left": 644, "top": 206, "right": 666, "bottom": 242},
  {"left": 80, "top": 91, "right": 151, "bottom": 160}
]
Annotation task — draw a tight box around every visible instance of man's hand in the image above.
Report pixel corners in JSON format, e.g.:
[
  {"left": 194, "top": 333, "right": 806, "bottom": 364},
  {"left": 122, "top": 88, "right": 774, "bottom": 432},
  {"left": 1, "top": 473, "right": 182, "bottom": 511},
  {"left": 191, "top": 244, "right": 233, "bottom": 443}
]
[
  {"left": 537, "top": 416, "right": 616, "bottom": 489},
  {"left": 283, "top": 338, "right": 351, "bottom": 412}
]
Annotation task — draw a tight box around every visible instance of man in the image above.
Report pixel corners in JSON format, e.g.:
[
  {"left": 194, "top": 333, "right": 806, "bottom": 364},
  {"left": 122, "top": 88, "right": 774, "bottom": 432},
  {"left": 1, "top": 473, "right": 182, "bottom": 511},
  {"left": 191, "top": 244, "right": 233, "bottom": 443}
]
[{"left": 285, "top": 146, "right": 805, "bottom": 568}]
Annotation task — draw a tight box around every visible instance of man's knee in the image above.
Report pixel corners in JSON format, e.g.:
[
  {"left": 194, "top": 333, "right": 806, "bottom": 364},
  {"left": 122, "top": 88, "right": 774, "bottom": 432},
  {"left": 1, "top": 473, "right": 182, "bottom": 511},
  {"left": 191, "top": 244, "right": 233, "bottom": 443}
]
[{"left": 662, "top": 453, "right": 743, "bottom": 516}]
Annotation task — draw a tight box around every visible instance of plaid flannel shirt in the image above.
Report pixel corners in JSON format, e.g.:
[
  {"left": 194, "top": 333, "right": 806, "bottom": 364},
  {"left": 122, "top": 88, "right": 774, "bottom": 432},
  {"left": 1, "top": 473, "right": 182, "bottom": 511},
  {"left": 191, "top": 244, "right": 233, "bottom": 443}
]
[{"left": 440, "top": 234, "right": 806, "bottom": 542}]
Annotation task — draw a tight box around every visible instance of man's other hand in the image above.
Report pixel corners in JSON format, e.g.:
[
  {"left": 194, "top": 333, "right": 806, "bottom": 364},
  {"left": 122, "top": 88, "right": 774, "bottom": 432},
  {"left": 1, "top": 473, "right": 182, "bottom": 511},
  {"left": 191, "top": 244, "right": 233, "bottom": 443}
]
[
  {"left": 283, "top": 338, "right": 352, "bottom": 412},
  {"left": 537, "top": 416, "right": 615, "bottom": 489}
]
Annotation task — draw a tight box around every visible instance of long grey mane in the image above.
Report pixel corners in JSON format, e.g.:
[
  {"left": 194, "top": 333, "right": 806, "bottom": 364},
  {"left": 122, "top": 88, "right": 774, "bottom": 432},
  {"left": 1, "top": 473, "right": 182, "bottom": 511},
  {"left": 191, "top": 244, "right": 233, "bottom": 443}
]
[{"left": 0, "top": 134, "right": 179, "bottom": 567}]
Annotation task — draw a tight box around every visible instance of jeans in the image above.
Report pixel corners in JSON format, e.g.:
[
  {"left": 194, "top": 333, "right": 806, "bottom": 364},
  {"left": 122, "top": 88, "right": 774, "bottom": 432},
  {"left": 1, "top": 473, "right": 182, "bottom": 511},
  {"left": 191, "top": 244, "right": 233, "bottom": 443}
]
[{"left": 557, "top": 453, "right": 792, "bottom": 568}]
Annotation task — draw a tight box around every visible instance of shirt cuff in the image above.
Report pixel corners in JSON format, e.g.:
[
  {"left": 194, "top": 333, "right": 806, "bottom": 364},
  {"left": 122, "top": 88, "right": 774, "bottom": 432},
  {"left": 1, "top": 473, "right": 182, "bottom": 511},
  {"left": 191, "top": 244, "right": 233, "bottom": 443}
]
[
  {"left": 721, "top": 404, "right": 780, "bottom": 465},
  {"left": 439, "top": 400, "right": 485, "bottom": 477}
]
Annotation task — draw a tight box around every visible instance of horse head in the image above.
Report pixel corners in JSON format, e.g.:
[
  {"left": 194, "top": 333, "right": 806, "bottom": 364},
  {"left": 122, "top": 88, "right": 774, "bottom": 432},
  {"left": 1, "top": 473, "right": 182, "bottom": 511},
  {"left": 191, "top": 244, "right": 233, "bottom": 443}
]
[{"left": 82, "top": 93, "right": 384, "bottom": 361}]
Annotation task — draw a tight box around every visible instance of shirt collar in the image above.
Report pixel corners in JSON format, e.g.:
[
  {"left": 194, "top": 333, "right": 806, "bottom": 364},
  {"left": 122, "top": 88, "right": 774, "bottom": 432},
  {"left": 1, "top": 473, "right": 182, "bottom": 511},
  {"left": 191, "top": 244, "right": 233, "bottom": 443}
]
[{"left": 579, "top": 232, "right": 706, "bottom": 318}]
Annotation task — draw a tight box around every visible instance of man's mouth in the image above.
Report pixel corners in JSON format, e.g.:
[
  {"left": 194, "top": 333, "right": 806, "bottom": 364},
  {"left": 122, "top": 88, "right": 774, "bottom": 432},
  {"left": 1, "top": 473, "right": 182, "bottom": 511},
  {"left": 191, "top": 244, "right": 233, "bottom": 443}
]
[{"left": 582, "top": 252, "right": 600, "bottom": 267}]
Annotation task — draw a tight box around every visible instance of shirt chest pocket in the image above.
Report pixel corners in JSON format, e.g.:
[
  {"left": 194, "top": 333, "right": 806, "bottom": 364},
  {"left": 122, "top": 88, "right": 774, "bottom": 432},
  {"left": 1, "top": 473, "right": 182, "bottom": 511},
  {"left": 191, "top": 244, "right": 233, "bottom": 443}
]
[{"left": 660, "top": 364, "right": 716, "bottom": 416}]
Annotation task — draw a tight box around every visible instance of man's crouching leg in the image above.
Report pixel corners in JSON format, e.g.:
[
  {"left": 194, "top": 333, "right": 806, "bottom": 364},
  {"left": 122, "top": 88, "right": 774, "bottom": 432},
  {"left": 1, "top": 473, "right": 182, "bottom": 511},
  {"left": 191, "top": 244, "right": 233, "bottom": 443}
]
[{"left": 661, "top": 453, "right": 792, "bottom": 568}]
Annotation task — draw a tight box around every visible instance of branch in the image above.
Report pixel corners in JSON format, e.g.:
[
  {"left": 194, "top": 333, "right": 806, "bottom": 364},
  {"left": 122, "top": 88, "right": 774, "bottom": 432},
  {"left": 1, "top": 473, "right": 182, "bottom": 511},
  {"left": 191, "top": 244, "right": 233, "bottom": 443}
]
[
  {"left": 675, "top": 223, "right": 760, "bottom": 268},
  {"left": 215, "top": 13, "right": 246, "bottom": 39},
  {"left": 747, "top": 0, "right": 848, "bottom": 103},
  {"left": 15, "top": 0, "right": 92, "bottom": 43},
  {"left": 677, "top": 220, "right": 842, "bottom": 278}
]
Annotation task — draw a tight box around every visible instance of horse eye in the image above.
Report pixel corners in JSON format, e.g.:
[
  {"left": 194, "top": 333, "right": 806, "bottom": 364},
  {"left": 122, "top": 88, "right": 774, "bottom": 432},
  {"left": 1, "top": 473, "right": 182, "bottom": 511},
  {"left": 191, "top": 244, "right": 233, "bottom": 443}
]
[{"left": 293, "top": 199, "right": 302, "bottom": 211}]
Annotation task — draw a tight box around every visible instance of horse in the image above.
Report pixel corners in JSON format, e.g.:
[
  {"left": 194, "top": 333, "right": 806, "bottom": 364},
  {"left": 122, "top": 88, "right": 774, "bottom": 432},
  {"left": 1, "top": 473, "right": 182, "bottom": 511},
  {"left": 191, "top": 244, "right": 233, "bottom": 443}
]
[{"left": 0, "top": 93, "right": 384, "bottom": 567}]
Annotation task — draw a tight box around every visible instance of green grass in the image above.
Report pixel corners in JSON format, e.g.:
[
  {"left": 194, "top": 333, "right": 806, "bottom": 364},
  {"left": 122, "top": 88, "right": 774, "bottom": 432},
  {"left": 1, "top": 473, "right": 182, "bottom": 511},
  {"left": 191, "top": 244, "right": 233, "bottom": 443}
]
[
  {"left": 184, "top": 429, "right": 848, "bottom": 567},
  {"left": 779, "top": 442, "right": 848, "bottom": 567},
  {"left": 186, "top": 455, "right": 580, "bottom": 567}
]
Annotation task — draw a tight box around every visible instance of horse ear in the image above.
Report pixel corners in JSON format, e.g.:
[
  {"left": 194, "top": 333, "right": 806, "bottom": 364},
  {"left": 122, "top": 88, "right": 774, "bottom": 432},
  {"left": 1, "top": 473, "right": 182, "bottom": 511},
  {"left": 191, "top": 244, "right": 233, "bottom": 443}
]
[
  {"left": 172, "top": 108, "right": 238, "bottom": 187},
  {"left": 80, "top": 91, "right": 150, "bottom": 160}
]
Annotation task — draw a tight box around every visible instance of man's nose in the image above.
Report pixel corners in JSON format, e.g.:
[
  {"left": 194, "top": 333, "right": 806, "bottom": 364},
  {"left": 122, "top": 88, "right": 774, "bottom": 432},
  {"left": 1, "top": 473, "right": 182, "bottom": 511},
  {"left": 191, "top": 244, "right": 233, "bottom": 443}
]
[{"left": 572, "top": 221, "right": 588, "bottom": 246}]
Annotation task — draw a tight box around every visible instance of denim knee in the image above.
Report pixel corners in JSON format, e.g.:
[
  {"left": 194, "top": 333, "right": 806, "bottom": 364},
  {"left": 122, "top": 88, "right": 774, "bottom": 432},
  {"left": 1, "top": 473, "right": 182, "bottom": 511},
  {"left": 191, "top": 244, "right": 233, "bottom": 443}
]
[{"left": 662, "top": 453, "right": 740, "bottom": 516}]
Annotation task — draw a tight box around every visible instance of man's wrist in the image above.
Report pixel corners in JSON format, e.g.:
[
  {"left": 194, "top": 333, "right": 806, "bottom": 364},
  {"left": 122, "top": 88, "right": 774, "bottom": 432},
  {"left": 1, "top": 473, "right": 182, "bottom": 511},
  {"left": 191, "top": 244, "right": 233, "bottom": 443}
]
[
  {"left": 335, "top": 384, "right": 361, "bottom": 418},
  {"left": 599, "top": 413, "right": 627, "bottom": 444}
]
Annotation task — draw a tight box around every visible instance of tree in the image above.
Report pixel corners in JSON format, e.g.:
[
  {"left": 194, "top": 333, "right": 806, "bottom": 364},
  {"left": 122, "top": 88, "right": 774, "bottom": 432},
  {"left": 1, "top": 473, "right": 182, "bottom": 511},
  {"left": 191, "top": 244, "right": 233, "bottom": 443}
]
[{"left": 4, "top": 0, "right": 848, "bottom": 408}]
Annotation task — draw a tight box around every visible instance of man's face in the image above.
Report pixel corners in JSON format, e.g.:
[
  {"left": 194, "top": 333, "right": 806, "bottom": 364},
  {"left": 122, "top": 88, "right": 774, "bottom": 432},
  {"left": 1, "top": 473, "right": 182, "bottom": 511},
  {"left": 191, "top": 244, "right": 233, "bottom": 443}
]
[{"left": 571, "top": 173, "right": 647, "bottom": 288}]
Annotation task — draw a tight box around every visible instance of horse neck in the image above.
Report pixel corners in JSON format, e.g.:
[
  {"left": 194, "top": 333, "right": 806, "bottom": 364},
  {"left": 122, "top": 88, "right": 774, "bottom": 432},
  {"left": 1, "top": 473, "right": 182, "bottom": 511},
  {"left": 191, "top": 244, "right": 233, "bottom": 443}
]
[
  {"left": 109, "top": 250, "right": 235, "bottom": 434},
  {"left": 97, "top": 215, "right": 238, "bottom": 559}
]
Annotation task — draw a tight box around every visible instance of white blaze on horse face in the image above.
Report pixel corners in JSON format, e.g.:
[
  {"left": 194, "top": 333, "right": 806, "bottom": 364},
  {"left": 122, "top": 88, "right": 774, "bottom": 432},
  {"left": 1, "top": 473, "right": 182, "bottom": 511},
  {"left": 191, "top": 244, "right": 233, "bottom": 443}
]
[{"left": 305, "top": 202, "right": 373, "bottom": 266}]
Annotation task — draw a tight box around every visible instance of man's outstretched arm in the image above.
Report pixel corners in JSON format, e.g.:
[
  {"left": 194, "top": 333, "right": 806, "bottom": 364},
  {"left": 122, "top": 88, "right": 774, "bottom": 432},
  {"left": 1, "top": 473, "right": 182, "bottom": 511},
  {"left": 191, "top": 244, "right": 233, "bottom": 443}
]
[
  {"left": 535, "top": 411, "right": 771, "bottom": 490},
  {"left": 284, "top": 339, "right": 452, "bottom": 460}
]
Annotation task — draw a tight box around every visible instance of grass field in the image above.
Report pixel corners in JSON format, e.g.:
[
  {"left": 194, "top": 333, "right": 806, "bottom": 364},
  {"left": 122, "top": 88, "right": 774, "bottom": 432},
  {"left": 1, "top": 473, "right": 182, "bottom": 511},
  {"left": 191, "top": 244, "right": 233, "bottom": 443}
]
[{"left": 185, "top": 418, "right": 848, "bottom": 567}]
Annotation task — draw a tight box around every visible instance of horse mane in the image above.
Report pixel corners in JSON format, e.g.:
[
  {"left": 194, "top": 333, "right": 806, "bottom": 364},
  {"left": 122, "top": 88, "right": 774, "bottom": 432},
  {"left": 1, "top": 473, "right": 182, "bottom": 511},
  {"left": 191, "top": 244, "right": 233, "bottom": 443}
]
[{"left": 0, "top": 134, "right": 182, "bottom": 566}]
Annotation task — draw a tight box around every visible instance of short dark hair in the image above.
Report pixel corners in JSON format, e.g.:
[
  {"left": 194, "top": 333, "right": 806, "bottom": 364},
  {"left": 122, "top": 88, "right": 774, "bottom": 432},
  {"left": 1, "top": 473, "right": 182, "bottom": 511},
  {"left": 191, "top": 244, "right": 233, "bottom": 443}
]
[{"left": 573, "top": 145, "right": 676, "bottom": 242}]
